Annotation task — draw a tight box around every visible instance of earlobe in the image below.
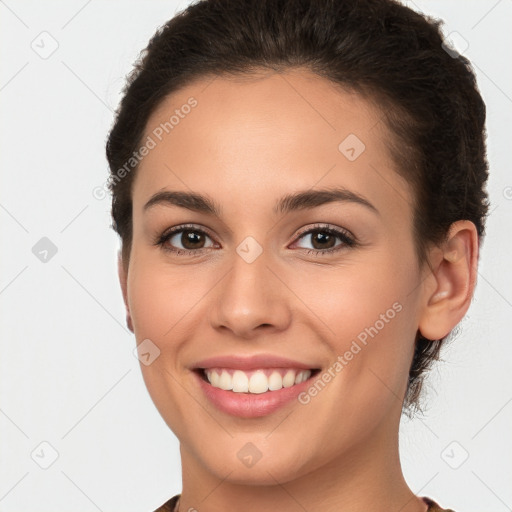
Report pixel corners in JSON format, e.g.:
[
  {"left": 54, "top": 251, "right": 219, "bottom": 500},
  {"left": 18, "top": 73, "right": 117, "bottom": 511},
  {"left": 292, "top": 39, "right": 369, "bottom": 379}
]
[
  {"left": 117, "top": 250, "right": 134, "bottom": 333},
  {"left": 418, "top": 220, "right": 479, "bottom": 341}
]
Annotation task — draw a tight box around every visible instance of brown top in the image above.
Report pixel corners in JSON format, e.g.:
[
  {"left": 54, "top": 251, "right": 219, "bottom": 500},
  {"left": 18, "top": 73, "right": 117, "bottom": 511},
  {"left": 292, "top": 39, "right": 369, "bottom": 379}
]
[{"left": 153, "top": 494, "right": 456, "bottom": 511}]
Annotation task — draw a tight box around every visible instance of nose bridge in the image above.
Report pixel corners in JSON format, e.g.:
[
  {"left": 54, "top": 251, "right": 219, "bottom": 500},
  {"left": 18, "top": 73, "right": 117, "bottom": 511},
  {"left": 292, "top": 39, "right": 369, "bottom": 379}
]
[{"left": 210, "top": 237, "right": 290, "bottom": 336}]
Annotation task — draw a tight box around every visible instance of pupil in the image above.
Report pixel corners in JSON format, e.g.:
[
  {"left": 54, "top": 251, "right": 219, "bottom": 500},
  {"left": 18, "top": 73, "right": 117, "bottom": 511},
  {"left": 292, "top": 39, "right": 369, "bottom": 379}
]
[
  {"left": 313, "top": 231, "right": 335, "bottom": 249},
  {"left": 178, "top": 230, "right": 336, "bottom": 251},
  {"left": 182, "top": 230, "right": 204, "bottom": 249}
]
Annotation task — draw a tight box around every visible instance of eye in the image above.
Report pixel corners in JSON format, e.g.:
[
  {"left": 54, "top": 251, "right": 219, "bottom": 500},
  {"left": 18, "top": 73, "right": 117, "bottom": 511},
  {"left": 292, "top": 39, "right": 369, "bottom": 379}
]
[
  {"left": 292, "top": 224, "right": 357, "bottom": 255},
  {"left": 155, "top": 224, "right": 217, "bottom": 256},
  {"left": 154, "top": 222, "right": 357, "bottom": 258}
]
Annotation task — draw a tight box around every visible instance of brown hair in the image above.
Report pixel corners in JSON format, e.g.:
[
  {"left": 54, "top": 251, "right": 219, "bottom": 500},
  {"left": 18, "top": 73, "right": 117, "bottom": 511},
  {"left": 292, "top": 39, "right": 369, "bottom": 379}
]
[{"left": 105, "top": 0, "right": 490, "bottom": 415}]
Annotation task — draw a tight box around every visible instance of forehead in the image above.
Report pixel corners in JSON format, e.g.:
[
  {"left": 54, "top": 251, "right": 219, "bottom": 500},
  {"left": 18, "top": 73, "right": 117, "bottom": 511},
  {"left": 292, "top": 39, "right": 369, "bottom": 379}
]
[{"left": 133, "top": 69, "right": 413, "bottom": 221}]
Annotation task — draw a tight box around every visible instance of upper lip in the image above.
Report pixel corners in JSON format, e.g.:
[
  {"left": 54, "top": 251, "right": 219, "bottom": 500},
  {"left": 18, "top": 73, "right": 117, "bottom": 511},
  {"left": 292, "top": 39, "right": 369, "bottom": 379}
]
[{"left": 192, "top": 354, "right": 319, "bottom": 371}]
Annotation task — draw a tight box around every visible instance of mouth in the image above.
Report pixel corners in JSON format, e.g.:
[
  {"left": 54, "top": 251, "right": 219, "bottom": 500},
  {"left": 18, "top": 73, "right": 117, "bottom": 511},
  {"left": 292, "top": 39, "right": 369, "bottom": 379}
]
[{"left": 194, "top": 367, "right": 322, "bottom": 394}]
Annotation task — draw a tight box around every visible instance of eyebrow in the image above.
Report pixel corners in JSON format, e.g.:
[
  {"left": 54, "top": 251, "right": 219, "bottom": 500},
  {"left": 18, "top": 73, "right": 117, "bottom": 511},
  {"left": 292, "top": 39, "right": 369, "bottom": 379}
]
[{"left": 143, "top": 187, "right": 380, "bottom": 217}]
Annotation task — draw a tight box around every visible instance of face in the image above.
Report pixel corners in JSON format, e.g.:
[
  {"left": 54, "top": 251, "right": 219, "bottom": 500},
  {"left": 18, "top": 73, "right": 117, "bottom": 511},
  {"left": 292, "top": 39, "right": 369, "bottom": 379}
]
[{"left": 122, "top": 69, "right": 429, "bottom": 484}]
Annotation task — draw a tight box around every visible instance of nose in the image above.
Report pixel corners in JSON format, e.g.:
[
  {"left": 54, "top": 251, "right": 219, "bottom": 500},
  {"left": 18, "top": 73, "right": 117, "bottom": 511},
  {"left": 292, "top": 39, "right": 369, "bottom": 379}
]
[{"left": 210, "top": 248, "right": 292, "bottom": 339}]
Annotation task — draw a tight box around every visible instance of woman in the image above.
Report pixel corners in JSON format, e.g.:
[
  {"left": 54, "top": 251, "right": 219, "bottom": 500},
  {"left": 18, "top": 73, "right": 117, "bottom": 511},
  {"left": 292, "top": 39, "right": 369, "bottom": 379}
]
[{"left": 105, "top": 0, "right": 489, "bottom": 510}]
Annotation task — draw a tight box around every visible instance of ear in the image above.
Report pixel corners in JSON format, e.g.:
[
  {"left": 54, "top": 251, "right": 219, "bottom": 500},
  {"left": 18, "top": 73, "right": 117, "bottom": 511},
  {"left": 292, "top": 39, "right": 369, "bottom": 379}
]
[
  {"left": 418, "top": 220, "right": 479, "bottom": 341},
  {"left": 117, "top": 249, "right": 134, "bottom": 333}
]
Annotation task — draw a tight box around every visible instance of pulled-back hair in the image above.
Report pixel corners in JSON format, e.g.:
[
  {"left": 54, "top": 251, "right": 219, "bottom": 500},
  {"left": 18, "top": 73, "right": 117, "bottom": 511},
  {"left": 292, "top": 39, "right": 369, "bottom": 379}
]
[{"left": 105, "top": 0, "right": 490, "bottom": 415}]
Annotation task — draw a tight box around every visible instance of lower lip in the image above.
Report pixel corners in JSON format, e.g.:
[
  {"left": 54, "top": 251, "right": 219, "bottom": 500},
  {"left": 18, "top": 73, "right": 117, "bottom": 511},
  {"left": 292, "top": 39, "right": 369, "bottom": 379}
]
[{"left": 193, "top": 370, "right": 315, "bottom": 418}]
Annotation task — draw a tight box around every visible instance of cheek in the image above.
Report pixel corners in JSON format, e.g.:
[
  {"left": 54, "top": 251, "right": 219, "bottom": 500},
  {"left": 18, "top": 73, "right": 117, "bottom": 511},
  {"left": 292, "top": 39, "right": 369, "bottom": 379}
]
[
  {"left": 126, "top": 257, "right": 205, "bottom": 431},
  {"left": 290, "top": 251, "right": 417, "bottom": 392},
  {"left": 127, "top": 252, "right": 213, "bottom": 342},
  {"left": 292, "top": 252, "right": 410, "bottom": 333}
]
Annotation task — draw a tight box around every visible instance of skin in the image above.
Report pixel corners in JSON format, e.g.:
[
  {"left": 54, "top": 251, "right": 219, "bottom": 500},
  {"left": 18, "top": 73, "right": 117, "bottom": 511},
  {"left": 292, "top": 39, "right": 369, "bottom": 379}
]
[{"left": 117, "top": 68, "right": 478, "bottom": 512}]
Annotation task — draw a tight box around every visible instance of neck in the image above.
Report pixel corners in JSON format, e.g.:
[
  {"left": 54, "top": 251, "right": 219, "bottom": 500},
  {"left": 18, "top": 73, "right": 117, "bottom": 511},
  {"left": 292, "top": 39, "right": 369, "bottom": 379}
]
[{"left": 177, "top": 413, "right": 427, "bottom": 512}]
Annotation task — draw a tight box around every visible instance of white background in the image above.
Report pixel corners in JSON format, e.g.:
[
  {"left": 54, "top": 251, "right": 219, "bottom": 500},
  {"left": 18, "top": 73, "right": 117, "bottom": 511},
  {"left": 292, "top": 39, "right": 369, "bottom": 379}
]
[{"left": 0, "top": 1, "right": 511, "bottom": 511}]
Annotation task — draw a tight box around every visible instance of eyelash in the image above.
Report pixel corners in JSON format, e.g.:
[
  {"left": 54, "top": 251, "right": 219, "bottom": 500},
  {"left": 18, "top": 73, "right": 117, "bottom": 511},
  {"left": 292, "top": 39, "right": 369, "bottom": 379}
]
[{"left": 153, "top": 223, "right": 357, "bottom": 257}]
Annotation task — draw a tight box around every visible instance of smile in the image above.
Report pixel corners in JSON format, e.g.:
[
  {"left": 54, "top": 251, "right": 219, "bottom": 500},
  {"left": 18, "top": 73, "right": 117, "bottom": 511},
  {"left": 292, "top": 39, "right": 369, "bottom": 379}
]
[
  {"left": 193, "top": 366, "right": 321, "bottom": 418},
  {"left": 201, "top": 367, "right": 318, "bottom": 393}
]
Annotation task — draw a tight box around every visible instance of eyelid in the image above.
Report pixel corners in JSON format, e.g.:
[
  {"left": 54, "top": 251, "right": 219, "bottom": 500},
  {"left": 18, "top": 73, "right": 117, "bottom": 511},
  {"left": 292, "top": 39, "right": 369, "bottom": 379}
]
[
  {"left": 155, "top": 222, "right": 357, "bottom": 255},
  {"left": 158, "top": 223, "right": 217, "bottom": 243},
  {"left": 289, "top": 223, "right": 357, "bottom": 253},
  {"left": 152, "top": 223, "right": 219, "bottom": 256},
  {"left": 293, "top": 222, "right": 355, "bottom": 241}
]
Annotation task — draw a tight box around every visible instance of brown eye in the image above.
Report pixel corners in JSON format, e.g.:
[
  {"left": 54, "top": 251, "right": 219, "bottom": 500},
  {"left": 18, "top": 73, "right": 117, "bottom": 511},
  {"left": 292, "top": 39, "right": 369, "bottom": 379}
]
[
  {"left": 294, "top": 225, "right": 356, "bottom": 255},
  {"left": 309, "top": 231, "right": 337, "bottom": 250},
  {"left": 179, "top": 230, "right": 207, "bottom": 249},
  {"left": 157, "top": 225, "right": 216, "bottom": 254}
]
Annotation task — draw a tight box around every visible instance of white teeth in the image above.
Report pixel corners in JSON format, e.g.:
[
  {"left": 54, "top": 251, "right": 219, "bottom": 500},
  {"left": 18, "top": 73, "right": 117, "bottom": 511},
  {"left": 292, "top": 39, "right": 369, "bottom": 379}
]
[
  {"left": 282, "top": 370, "right": 296, "bottom": 388},
  {"left": 248, "top": 371, "right": 268, "bottom": 394},
  {"left": 218, "top": 370, "right": 232, "bottom": 390},
  {"left": 204, "top": 368, "right": 312, "bottom": 393},
  {"left": 268, "top": 371, "right": 283, "bottom": 391},
  {"left": 232, "top": 370, "right": 249, "bottom": 392}
]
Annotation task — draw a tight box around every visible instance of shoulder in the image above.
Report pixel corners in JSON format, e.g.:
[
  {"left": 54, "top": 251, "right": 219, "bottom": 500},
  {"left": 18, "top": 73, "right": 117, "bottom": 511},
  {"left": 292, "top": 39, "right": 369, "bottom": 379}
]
[
  {"left": 153, "top": 494, "right": 457, "bottom": 512},
  {"left": 422, "top": 496, "right": 457, "bottom": 512},
  {"left": 152, "top": 493, "right": 180, "bottom": 512}
]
